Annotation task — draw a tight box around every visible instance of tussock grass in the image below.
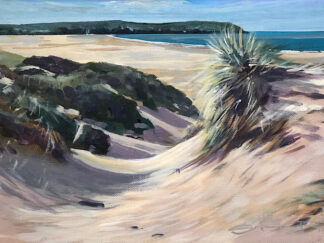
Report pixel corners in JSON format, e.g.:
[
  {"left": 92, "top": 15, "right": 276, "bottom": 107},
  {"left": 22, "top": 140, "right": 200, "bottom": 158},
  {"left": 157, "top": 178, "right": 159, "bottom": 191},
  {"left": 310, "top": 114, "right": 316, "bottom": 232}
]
[{"left": 197, "top": 28, "right": 281, "bottom": 152}]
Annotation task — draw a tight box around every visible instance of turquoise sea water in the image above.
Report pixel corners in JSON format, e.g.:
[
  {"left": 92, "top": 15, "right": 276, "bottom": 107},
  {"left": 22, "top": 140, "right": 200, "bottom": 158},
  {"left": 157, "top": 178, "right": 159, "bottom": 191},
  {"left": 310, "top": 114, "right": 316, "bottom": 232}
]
[{"left": 114, "top": 32, "right": 324, "bottom": 51}]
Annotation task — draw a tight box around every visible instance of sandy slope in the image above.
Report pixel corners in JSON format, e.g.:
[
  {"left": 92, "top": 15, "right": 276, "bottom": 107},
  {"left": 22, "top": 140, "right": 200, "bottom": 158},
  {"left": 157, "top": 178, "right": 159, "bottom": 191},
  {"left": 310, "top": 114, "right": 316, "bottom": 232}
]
[
  {"left": 88, "top": 106, "right": 194, "bottom": 160},
  {"left": 0, "top": 36, "right": 324, "bottom": 242}
]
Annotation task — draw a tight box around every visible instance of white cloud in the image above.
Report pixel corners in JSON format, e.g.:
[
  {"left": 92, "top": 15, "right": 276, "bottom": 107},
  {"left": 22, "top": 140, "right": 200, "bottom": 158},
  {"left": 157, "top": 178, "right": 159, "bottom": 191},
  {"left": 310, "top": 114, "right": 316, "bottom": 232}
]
[
  {"left": 100, "top": 0, "right": 187, "bottom": 13},
  {"left": 45, "top": 1, "right": 95, "bottom": 13}
]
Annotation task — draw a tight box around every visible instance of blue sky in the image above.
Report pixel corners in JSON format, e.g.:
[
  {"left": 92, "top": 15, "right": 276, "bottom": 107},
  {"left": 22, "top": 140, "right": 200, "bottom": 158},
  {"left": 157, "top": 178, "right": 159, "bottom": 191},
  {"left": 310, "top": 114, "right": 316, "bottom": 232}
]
[{"left": 0, "top": 0, "right": 323, "bottom": 31}]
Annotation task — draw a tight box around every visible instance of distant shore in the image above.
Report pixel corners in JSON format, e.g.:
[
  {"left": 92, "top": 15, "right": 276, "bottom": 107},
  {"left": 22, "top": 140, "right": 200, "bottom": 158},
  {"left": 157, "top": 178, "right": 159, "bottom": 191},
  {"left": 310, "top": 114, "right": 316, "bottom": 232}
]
[
  {"left": 0, "top": 35, "right": 323, "bottom": 99},
  {"left": 0, "top": 20, "right": 243, "bottom": 35}
]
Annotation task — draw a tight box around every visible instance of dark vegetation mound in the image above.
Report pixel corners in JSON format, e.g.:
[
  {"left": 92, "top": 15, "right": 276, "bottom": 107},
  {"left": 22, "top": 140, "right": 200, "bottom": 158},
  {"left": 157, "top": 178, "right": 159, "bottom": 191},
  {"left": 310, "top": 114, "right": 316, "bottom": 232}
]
[
  {"left": 0, "top": 54, "right": 197, "bottom": 158},
  {"left": 20, "top": 55, "right": 198, "bottom": 118},
  {"left": 23, "top": 55, "right": 81, "bottom": 75}
]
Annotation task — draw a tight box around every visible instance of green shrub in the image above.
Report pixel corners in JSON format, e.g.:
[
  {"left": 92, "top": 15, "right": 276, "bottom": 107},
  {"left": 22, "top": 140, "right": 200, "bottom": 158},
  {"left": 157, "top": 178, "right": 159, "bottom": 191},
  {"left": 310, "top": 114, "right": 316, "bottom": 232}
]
[{"left": 143, "top": 97, "right": 157, "bottom": 110}]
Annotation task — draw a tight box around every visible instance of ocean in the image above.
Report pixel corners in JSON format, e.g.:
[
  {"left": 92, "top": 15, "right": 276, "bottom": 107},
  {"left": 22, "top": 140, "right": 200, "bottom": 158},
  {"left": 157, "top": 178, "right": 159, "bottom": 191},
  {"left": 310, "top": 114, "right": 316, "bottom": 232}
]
[{"left": 114, "top": 32, "right": 324, "bottom": 51}]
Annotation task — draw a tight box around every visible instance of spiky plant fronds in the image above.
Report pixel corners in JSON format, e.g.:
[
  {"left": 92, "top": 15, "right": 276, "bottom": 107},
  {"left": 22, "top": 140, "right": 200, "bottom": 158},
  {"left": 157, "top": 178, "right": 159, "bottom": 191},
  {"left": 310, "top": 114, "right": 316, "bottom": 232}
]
[{"left": 198, "top": 28, "right": 280, "bottom": 151}]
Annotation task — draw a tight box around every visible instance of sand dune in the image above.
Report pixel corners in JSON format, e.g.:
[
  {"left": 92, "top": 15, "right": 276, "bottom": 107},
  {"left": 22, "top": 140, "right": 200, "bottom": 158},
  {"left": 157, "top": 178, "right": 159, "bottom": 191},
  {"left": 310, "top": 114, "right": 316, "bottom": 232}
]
[
  {"left": 0, "top": 36, "right": 324, "bottom": 242},
  {"left": 32, "top": 65, "right": 323, "bottom": 242}
]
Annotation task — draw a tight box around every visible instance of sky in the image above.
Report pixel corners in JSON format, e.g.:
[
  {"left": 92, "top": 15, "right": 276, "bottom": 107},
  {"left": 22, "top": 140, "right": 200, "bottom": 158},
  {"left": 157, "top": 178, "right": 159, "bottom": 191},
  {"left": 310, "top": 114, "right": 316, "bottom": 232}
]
[{"left": 0, "top": 0, "right": 323, "bottom": 31}]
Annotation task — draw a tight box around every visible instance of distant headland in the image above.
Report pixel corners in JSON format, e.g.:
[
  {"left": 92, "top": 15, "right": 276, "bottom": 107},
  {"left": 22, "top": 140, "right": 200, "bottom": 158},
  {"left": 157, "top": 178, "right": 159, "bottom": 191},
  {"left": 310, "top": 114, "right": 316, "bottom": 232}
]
[{"left": 0, "top": 20, "right": 244, "bottom": 35}]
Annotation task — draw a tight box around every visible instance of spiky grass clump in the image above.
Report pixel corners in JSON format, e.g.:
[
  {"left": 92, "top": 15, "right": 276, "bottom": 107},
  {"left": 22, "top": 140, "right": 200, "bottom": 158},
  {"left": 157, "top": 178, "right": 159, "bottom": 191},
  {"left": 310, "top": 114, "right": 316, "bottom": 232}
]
[{"left": 198, "top": 28, "right": 280, "bottom": 151}]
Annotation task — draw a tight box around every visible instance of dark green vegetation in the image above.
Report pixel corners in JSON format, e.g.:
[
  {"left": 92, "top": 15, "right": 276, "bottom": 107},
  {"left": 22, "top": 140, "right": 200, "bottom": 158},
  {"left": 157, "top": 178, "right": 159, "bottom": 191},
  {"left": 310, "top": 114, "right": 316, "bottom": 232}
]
[
  {"left": 0, "top": 20, "right": 243, "bottom": 35},
  {"left": 198, "top": 29, "right": 285, "bottom": 152},
  {"left": 0, "top": 52, "right": 197, "bottom": 157}
]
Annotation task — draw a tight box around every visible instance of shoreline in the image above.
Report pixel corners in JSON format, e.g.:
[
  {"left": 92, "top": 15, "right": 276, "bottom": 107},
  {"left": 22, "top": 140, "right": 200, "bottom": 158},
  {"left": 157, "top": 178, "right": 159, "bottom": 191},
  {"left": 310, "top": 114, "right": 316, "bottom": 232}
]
[
  {"left": 111, "top": 34, "right": 324, "bottom": 53},
  {"left": 4, "top": 33, "right": 324, "bottom": 53},
  {"left": 109, "top": 34, "right": 209, "bottom": 48}
]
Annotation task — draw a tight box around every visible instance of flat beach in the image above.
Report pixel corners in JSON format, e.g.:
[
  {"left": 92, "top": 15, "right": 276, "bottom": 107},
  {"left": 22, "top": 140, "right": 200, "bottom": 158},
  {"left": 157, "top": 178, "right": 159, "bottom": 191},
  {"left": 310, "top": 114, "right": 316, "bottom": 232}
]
[
  {"left": 0, "top": 35, "right": 211, "bottom": 99},
  {"left": 1, "top": 35, "right": 323, "bottom": 99}
]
